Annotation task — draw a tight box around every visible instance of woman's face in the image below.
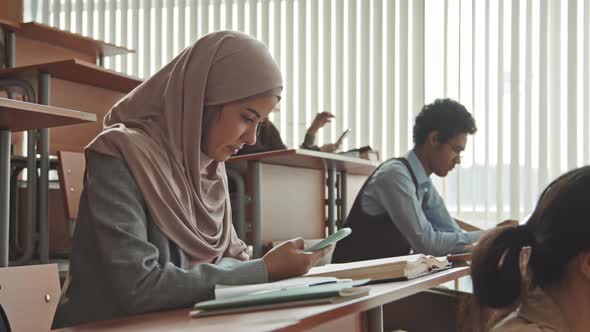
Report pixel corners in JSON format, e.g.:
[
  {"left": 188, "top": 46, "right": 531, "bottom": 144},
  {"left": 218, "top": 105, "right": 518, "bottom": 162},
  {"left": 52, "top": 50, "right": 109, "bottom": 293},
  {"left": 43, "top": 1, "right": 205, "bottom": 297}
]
[{"left": 203, "top": 95, "right": 278, "bottom": 162}]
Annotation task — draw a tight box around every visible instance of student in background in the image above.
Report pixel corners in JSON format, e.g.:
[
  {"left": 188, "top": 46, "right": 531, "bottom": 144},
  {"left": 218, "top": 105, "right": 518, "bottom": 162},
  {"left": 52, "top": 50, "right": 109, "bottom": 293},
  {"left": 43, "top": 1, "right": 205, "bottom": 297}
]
[
  {"left": 469, "top": 166, "right": 590, "bottom": 332},
  {"left": 333, "top": 99, "right": 515, "bottom": 263},
  {"left": 236, "top": 111, "right": 342, "bottom": 155},
  {"left": 53, "top": 31, "right": 330, "bottom": 328},
  {"left": 300, "top": 111, "right": 341, "bottom": 152}
]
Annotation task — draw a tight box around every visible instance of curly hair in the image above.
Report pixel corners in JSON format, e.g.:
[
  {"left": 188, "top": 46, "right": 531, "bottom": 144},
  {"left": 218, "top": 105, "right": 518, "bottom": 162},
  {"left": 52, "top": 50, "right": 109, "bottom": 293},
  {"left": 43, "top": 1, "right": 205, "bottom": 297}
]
[{"left": 413, "top": 98, "right": 477, "bottom": 145}]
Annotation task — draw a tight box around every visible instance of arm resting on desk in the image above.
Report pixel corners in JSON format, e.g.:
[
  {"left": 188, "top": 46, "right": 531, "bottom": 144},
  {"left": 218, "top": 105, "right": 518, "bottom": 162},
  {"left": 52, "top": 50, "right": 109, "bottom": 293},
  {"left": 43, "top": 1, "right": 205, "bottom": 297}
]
[
  {"left": 368, "top": 168, "right": 480, "bottom": 256},
  {"left": 454, "top": 219, "right": 483, "bottom": 232},
  {"left": 66, "top": 152, "right": 267, "bottom": 316}
]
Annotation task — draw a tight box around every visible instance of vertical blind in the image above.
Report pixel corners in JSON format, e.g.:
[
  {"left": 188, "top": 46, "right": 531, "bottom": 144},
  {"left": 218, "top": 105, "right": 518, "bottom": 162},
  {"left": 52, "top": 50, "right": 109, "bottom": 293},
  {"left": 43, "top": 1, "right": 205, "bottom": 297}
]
[{"left": 24, "top": 0, "right": 590, "bottom": 229}]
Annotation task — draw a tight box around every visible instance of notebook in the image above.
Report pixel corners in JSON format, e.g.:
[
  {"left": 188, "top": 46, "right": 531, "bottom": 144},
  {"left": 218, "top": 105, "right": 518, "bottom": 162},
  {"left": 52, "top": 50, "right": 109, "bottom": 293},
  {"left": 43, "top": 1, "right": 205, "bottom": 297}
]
[
  {"left": 214, "top": 276, "right": 350, "bottom": 300},
  {"left": 190, "top": 279, "right": 370, "bottom": 317},
  {"left": 305, "top": 254, "right": 451, "bottom": 282}
]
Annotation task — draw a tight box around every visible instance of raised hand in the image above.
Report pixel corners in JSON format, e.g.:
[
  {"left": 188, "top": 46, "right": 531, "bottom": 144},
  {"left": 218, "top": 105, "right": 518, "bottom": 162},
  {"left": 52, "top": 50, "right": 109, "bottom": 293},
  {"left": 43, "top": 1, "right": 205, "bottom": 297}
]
[{"left": 307, "top": 112, "right": 335, "bottom": 135}]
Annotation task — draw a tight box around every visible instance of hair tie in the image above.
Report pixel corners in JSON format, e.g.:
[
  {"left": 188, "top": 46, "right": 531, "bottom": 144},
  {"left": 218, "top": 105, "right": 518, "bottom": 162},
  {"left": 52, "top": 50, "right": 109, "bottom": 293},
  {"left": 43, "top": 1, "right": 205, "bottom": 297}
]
[
  {"left": 515, "top": 224, "right": 534, "bottom": 246},
  {"left": 497, "top": 225, "right": 533, "bottom": 271}
]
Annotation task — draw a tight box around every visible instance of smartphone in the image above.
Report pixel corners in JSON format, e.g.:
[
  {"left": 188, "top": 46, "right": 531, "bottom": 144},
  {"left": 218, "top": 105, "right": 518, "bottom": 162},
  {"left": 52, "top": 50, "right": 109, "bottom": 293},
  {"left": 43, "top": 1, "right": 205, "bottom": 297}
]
[
  {"left": 335, "top": 129, "right": 351, "bottom": 146},
  {"left": 303, "top": 228, "right": 352, "bottom": 252}
]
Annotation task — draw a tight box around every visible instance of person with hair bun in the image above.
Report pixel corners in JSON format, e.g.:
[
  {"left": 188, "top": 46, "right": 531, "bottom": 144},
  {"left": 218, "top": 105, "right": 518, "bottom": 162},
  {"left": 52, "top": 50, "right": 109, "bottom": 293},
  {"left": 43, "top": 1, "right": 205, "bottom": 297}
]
[{"left": 470, "top": 166, "right": 590, "bottom": 332}]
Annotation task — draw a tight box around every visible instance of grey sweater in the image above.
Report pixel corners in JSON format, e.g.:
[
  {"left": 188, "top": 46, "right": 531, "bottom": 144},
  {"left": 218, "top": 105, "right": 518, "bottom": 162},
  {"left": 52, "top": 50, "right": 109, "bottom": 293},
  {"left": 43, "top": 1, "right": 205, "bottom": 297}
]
[{"left": 53, "top": 151, "right": 268, "bottom": 328}]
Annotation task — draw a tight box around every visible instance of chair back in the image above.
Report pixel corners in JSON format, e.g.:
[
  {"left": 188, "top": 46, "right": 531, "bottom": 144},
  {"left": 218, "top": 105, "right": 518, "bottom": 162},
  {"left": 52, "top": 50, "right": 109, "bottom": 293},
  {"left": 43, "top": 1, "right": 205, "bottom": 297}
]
[
  {"left": 0, "top": 264, "right": 61, "bottom": 332},
  {"left": 57, "top": 151, "right": 86, "bottom": 222}
]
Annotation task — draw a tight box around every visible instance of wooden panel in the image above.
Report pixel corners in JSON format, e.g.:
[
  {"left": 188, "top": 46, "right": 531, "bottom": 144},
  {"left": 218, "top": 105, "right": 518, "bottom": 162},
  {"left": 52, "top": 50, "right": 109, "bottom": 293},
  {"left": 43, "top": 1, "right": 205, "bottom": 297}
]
[
  {"left": 17, "top": 22, "right": 133, "bottom": 58},
  {"left": 0, "top": 0, "right": 22, "bottom": 23},
  {"left": 228, "top": 149, "right": 378, "bottom": 175},
  {"left": 259, "top": 163, "right": 325, "bottom": 244},
  {"left": 17, "top": 186, "right": 72, "bottom": 255},
  {"left": 0, "top": 97, "right": 95, "bottom": 132},
  {"left": 57, "top": 151, "right": 85, "bottom": 221},
  {"left": 48, "top": 78, "right": 126, "bottom": 154},
  {"left": 304, "top": 312, "right": 364, "bottom": 332},
  {"left": 16, "top": 37, "right": 96, "bottom": 66},
  {"left": 344, "top": 174, "right": 367, "bottom": 216},
  {"left": 383, "top": 289, "right": 468, "bottom": 332},
  {"left": 0, "top": 264, "right": 61, "bottom": 332},
  {"left": 48, "top": 186, "right": 72, "bottom": 255}
]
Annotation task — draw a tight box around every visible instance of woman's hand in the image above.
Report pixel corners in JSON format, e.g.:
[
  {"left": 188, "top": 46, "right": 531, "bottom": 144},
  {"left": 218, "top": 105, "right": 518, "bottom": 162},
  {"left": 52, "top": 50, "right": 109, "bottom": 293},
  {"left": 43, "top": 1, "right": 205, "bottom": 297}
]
[
  {"left": 319, "top": 143, "right": 340, "bottom": 153},
  {"left": 307, "top": 112, "right": 335, "bottom": 135},
  {"left": 262, "top": 238, "right": 332, "bottom": 281},
  {"left": 496, "top": 219, "right": 519, "bottom": 227}
]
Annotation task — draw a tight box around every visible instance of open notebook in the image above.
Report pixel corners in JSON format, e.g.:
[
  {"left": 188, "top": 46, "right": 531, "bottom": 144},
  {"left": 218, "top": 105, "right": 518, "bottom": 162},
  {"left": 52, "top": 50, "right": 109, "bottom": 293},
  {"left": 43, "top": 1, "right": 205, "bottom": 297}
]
[
  {"left": 305, "top": 254, "right": 451, "bottom": 282},
  {"left": 190, "top": 279, "right": 369, "bottom": 317}
]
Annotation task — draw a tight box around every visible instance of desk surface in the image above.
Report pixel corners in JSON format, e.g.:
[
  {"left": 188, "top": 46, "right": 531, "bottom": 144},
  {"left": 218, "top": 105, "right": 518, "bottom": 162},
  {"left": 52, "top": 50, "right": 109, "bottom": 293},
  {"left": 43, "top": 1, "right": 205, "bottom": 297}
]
[
  {"left": 228, "top": 149, "right": 379, "bottom": 175},
  {"left": 53, "top": 266, "right": 469, "bottom": 332},
  {"left": 16, "top": 22, "right": 133, "bottom": 57},
  {"left": 0, "top": 18, "right": 19, "bottom": 31},
  {"left": 0, "top": 97, "right": 96, "bottom": 131},
  {"left": 0, "top": 58, "right": 142, "bottom": 93}
]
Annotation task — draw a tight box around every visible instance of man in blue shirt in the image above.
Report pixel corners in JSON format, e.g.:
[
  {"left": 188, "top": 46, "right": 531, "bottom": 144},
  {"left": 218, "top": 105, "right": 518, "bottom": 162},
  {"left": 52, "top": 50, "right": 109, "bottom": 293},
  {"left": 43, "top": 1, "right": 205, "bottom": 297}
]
[{"left": 333, "top": 99, "right": 511, "bottom": 263}]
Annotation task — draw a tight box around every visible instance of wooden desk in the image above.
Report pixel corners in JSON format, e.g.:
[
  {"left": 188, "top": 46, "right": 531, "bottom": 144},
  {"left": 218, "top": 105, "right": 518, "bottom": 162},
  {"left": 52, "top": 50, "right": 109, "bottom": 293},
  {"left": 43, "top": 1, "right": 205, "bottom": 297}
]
[
  {"left": 15, "top": 22, "right": 133, "bottom": 66},
  {"left": 1, "top": 19, "right": 133, "bottom": 68},
  {"left": 0, "top": 19, "right": 19, "bottom": 31},
  {"left": 53, "top": 266, "right": 469, "bottom": 332},
  {"left": 0, "top": 97, "right": 95, "bottom": 266},
  {"left": 227, "top": 149, "right": 378, "bottom": 257},
  {"left": 0, "top": 58, "right": 141, "bottom": 153},
  {"left": 0, "top": 95, "right": 95, "bottom": 130},
  {"left": 229, "top": 149, "right": 378, "bottom": 175}
]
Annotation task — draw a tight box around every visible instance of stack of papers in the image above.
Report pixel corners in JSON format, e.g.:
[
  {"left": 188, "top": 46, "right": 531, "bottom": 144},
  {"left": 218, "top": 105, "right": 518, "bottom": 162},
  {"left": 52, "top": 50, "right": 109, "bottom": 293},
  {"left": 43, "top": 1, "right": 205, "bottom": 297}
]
[
  {"left": 191, "top": 278, "right": 370, "bottom": 317},
  {"left": 214, "top": 276, "right": 350, "bottom": 299}
]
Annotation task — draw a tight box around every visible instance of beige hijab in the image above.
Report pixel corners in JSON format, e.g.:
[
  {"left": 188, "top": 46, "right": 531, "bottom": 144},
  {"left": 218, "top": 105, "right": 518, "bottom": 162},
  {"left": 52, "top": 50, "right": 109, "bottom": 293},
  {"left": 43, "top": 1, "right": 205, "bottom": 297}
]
[{"left": 86, "top": 31, "right": 282, "bottom": 263}]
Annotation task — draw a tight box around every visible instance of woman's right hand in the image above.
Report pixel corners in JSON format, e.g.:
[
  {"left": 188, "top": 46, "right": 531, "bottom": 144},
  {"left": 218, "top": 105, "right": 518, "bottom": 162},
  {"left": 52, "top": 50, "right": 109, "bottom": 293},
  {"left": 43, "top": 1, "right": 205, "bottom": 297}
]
[
  {"left": 262, "top": 238, "right": 332, "bottom": 281},
  {"left": 307, "top": 112, "right": 335, "bottom": 135}
]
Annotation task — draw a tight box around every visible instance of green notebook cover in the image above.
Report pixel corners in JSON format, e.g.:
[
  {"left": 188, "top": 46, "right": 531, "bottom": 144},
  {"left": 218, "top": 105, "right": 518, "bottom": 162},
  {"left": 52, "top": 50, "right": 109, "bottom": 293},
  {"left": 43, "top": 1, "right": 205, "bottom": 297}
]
[{"left": 193, "top": 279, "right": 369, "bottom": 312}]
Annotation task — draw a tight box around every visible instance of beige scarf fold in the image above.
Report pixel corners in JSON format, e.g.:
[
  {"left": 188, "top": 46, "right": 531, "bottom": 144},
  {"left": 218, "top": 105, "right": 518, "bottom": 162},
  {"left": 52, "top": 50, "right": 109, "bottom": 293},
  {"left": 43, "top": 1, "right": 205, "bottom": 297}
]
[{"left": 86, "top": 31, "right": 282, "bottom": 262}]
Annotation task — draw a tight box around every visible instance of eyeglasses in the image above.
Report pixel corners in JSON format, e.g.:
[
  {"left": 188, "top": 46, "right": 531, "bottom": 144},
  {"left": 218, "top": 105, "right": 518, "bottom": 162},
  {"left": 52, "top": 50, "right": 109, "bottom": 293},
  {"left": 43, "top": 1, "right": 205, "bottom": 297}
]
[{"left": 446, "top": 143, "right": 465, "bottom": 159}]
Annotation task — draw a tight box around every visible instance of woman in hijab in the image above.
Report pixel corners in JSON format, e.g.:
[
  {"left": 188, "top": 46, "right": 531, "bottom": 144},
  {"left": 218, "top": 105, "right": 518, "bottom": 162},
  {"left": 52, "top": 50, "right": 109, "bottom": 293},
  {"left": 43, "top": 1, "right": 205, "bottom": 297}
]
[{"left": 53, "top": 31, "right": 331, "bottom": 328}]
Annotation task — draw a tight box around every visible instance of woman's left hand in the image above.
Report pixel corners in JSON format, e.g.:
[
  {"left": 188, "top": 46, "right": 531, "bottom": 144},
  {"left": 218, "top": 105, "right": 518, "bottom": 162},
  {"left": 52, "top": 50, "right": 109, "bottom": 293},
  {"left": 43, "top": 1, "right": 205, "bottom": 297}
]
[{"left": 319, "top": 143, "right": 340, "bottom": 153}]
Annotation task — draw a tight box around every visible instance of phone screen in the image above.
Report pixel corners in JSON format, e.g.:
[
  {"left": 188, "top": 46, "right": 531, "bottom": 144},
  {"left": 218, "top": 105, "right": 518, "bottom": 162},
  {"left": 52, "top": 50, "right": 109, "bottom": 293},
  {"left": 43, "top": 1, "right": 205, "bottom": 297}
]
[{"left": 303, "top": 228, "right": 352, "bottom": 252}]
